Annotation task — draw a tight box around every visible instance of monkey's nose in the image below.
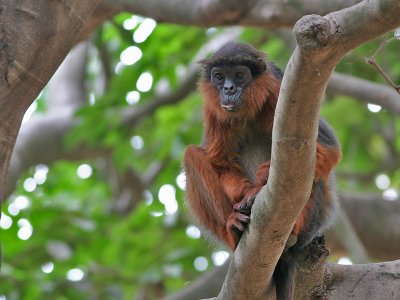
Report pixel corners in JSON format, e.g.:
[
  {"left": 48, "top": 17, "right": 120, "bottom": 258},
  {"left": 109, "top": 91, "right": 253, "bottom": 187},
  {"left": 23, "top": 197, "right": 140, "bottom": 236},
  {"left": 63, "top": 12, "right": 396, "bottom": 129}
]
[{"left": 223, "top": 84, "right": 237, "bottom": 95}]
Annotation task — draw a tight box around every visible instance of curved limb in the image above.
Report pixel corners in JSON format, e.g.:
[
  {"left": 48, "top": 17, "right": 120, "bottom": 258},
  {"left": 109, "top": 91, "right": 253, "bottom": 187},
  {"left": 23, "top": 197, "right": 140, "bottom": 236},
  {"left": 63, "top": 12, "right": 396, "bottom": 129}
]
[{"left": 184, "top": 145, "right": 234, "bottom": 246}]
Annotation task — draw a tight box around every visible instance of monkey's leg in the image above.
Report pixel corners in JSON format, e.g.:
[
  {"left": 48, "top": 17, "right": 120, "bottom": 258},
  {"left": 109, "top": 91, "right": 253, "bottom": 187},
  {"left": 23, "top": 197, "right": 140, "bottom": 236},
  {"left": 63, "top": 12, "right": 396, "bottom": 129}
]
[{"left": 184, "top": 145, "right": 250, "bottom": 249}]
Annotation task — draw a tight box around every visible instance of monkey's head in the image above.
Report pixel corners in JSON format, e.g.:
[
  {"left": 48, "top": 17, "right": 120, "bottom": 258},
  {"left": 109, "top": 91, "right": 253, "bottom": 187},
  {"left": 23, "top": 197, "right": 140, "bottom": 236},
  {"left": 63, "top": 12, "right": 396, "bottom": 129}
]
[{"left": 199, "top": 42, "right": 282, "bottom": 120}]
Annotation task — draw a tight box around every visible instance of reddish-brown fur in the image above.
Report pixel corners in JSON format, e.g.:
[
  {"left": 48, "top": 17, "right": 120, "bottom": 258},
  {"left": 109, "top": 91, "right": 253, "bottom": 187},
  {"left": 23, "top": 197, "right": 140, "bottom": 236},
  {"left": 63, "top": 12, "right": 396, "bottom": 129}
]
[
  {"left": 316, "top": 143, "right": 341, "bottom": 179},
  {"left": 185, "top": 70, "right": 340, "bottom": 251}
]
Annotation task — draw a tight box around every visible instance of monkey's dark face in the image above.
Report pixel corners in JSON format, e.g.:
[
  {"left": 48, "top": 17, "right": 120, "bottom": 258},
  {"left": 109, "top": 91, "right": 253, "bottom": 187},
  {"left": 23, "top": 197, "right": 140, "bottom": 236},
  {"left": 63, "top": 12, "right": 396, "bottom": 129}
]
[{"left": 211, "top": 65, "right": 253, "bottom": 112}]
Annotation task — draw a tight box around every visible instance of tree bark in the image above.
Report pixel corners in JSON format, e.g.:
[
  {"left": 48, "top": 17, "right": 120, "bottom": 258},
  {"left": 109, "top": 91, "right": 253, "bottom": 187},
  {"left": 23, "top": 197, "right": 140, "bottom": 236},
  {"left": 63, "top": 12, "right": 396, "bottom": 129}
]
[
  {"left": 90, "top": 0, "right": 362, "bottom": 28},
  {"left": 328, "top": 73, "right": 400, "bottom": 114},
  {"left": 0, "top": 0, "right": 100, "bottom": 202}
]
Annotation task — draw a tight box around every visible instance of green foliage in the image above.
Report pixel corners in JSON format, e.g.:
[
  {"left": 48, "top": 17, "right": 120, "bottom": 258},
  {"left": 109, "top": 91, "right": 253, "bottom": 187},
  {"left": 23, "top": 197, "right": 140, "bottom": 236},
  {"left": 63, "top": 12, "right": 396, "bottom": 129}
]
[{"left": 1, "top": 160, "right": 212, "bottom": 299}]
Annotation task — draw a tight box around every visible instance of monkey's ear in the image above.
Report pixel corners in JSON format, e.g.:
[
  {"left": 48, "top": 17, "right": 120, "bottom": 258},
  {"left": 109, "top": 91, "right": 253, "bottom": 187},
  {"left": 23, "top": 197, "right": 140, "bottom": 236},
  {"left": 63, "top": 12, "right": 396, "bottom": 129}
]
[
  {"left": 198, "top": 58, "right": 214, "bottom": 80},
  {"left": 256, "top": 58, "right": 267, "bottom": 74}
]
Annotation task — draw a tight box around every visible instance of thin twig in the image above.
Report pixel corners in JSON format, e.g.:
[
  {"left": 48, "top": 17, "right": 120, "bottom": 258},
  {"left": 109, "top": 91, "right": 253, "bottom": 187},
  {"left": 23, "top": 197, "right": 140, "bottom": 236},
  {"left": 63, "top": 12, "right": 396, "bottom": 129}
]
[{"left": 365, "top": 36, "right": 400, "bottom": 94}]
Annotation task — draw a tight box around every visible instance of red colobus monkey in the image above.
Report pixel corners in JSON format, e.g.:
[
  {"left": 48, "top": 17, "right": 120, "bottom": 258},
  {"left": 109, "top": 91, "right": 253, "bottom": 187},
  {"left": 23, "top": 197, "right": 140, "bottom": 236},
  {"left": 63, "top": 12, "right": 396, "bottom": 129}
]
[{"left": 183, "top": 42, "right": 341, "bottom": 299}]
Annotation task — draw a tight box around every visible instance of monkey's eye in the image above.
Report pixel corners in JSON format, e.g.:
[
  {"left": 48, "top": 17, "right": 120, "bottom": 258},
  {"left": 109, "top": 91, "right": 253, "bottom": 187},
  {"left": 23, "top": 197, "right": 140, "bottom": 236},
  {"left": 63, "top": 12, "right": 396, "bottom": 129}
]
[
  {"left": 236, "top": 72, "right": 244, "bottom": 79},
  {"left": 214, "top": 73, "right": 223, "bottom": 81}
]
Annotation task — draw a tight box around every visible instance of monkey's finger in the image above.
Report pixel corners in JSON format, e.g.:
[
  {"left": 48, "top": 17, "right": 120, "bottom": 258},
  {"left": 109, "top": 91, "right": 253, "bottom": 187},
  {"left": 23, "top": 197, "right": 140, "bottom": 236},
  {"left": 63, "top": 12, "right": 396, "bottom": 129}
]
[
  {"left": 237, "top": 202, "right": 251, "bottom": 211},
  {"left": 235, "top": 213, "right": 250, "bottom": 223},
  {"left": 232, "top": 220, "right": 246, "bottom": 232},
  {"left": 245, "top": 197, "right": 255, "bottom": 208},
  {"left": 234, "top": 198, "right": 254, "bottom": 212}
]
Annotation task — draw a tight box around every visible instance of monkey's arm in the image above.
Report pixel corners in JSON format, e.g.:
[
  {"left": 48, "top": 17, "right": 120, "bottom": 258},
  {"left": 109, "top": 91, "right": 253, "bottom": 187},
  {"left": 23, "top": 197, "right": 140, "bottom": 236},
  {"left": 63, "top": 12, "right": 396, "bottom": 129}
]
[
  {"left": 220, "top": 160, "right": 271, "bottom": 209},
  {"left": 219, "top": 170, "right": 260, "bottom": 203},
  {"left": 184, "top": 145, "right": 251, "bottom": 249}
]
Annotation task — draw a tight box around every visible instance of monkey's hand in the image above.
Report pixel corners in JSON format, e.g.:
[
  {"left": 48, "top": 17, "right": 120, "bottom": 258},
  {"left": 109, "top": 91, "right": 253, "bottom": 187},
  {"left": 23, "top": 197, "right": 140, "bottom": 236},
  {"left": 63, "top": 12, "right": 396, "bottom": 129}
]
[
  {"left": 226, "top": 210, "right": 250, "bottom": 250},
  {"left": 234, "top": 194, "right": 256, "bottom": 216},
  {"left": 225, "top": 190, "right": 259, "bottom": 249},
  {"left": 228, "top": 192, "right": 257, "bottom": 232},
  {"left": 226, "top": 210, "right": 250, "bottom": 232}
]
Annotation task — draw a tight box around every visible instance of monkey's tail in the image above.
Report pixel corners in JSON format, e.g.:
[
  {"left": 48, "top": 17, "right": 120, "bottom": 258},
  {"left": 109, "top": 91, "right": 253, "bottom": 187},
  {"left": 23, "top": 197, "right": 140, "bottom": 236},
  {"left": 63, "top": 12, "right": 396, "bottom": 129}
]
[{"left": 274, "top": 256, "right": 296, "bottom": 300}]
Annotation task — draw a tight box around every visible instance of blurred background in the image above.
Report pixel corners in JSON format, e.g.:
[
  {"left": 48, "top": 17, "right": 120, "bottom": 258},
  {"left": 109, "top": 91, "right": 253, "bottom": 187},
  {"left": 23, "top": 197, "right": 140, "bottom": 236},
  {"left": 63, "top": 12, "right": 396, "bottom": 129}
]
[{"left": 1, "top": 12, "right": 400, "bottom": 300}]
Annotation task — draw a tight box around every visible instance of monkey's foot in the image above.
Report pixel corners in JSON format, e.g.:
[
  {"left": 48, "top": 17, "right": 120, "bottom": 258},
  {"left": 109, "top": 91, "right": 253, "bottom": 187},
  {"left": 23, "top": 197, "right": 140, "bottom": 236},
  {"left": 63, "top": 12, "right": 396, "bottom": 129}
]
[{"left": 227, "top": 211, "right": 250, "bottom": 232}]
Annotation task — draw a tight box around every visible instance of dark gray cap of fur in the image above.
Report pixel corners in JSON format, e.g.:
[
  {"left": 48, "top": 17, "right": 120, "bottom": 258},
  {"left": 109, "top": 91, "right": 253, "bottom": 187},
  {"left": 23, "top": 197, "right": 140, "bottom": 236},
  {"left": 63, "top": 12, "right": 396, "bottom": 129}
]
[
  {"left": 200, "top": 42, "right": 282, "bottom": 80},
  {"left": 200, "top": 42, "right": 267, "bottom": 79}
]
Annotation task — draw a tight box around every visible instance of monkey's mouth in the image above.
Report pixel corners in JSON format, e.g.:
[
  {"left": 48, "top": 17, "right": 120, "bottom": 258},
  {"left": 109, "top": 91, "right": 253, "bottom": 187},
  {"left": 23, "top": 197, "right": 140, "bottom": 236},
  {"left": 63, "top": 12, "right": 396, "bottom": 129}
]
[
  {"left": 220, "top": 91, "right": 242, "bottom": 112},
  {"left": 221, "top": 104, "right": 236, "bottom": 111}
]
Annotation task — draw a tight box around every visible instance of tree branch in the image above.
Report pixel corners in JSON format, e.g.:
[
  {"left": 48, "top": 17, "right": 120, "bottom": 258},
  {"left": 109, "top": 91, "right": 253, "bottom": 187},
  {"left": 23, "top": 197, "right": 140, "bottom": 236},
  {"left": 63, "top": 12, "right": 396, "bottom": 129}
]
[
  {"left": 366, "top": 37, "right": 400, "bottom": 94},
  {"left": 329, "top": 260, "right": 400, "bottom": 299},
  {"left": 273, "top": 29, "right": 400, "bottom": 115},
  {"left": 215, "top": 1, "right": 400, "bottom": 299},
  {"left": 336, "top": 192, "right": 400, "bottom": 260},
  {"left": 94, "top": 0, "right": 362, "bottom": 28},
  {"left": 331, "top": 208, "right": 369, "bottom": 264},
  {"left": 0, "top": 0, "right": 100, "bottom": 202},
  {"left": 107, "top": 164, "right": 145, "bottom": 215},
  {"left": 75, "top": 0, "right": 366, "bottom": 43},
  {"left": 163, "top": 262, "right": 230, "bottom": 300},
  {"left": 328, "top": 73, "right": 400, "bottom": 114}
]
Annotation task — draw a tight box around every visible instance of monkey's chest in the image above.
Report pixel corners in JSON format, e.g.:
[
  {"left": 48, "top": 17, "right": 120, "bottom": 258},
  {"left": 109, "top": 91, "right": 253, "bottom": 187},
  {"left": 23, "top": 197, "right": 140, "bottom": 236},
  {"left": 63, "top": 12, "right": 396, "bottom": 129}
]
[{"left": 238, "top": 135, "right": 272, "bottom": 183}]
